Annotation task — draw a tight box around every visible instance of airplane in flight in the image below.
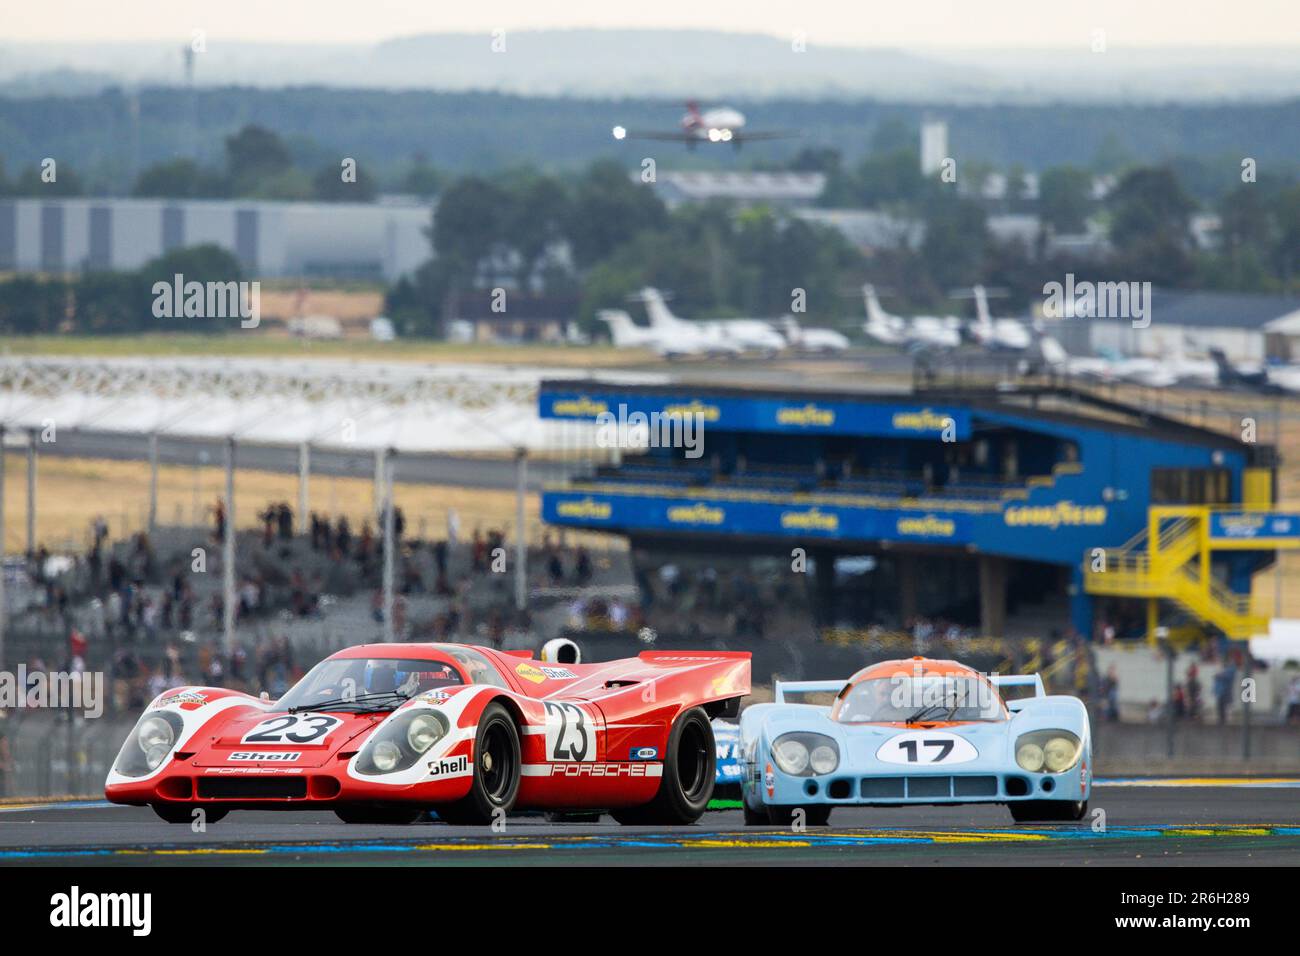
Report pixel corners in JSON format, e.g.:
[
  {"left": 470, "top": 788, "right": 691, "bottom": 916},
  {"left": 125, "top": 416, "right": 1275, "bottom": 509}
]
[
  {"left": 860, "top": 285, "right": 961, "bottom": 350},
  {"left": 611, "top": 101, "right": 796, "bottom": 148},
  {"left": 596, "top": 309, "right": 741, "bottom": 359},
  {"left": 635, "top": 287, "right": 788, "bottom": 354}
]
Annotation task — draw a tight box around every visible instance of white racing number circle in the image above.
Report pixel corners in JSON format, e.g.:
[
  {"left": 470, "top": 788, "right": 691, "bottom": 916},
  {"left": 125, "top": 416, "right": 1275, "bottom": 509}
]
[{"left": 875, "top": 730, "right": 978, "bottom": 765}]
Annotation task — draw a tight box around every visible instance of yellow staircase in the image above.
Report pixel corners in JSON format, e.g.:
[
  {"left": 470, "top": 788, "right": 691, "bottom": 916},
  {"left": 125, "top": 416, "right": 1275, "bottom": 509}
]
[{"left": 1082, "top": 506, "right": 1274, "bottom": 640}]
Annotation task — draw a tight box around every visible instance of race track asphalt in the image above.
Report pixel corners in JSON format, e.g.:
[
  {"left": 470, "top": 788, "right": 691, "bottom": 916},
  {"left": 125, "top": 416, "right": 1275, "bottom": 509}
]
[{"left": 1, "top": 781, "right": 1298, "bottom": 866}]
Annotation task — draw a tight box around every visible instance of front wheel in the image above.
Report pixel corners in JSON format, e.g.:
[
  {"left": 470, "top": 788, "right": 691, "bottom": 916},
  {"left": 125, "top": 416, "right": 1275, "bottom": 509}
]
[
  {"left": 1009, "top": 800, "right": 1087, "bottom": 823},
  {"left": 612, "top": 707, "right": 714, "bottom": 826},
  {"left": 152, "top": 804, "right": 228, "bottom": 825},
  {"left": 436, "top": 702, "right": 521, "bottom": 825}
]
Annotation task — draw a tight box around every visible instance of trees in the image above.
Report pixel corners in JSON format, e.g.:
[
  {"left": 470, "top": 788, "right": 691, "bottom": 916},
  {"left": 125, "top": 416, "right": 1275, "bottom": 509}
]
[
  {"left": 920, "top": 194, "right": 990, "bottom": 292},
  {"left": 565, "top": 160, "right": 666, "bottom": 269},
  {"left": 1107, "top": 167, "right": 1197, "bottom": 286},
  {"left": 1038, "top": 166, "right": 1093, "bottom": 234},
  {"left": 13, "top": 163, "right": 84, "bottom": 196},
  {"left": 0, "top": 276, "right": 69, "bottom": 334},
  {"left": 133, "top": 158, "right": 227, "bottom": 198},
  {"left": 312, "top": 163, "right": 378, "bottom": 202},
  {"left": 224, "top": 125, "right": 294, "bottom": 187}
]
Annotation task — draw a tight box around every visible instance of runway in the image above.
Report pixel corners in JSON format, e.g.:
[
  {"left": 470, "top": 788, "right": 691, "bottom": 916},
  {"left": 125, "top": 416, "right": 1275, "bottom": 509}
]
[{"left": 2, "top": 781, "right": 1298, "bottom": 865}]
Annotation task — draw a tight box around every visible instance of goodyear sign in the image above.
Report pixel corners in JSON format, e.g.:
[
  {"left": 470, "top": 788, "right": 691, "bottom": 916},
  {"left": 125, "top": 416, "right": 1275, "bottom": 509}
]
[
  {"left": 554, "top": 498, "right": 612, "bottom": 521},
  {"left": 1209, "top": 512, "right": 1300, "bottom": 546},
  {"left": 775, "top": 404, "right": 836, "bottom": 428},
  {"left": 540, "top": 389, "right": 970, "bottom": 440},
  {"left": 1003, "top": 501, "right": 1107, "bottom": 529},
  {"left": 666, "top": 503, "right": 726, "bottom": 526},
  {"left": 896, "top": 515, "right": 957, "bottom": 538},
  {"left": 548, "top": 395, "right": 610, "bottom": 417},
  {"left": 543, "top": 488, "right": 1136, "bottom": 564},
  {"left": 544, "top": 493, "right": 975, "bottom": 545},
  {"left": 780, "top": 508, "right": 840, "bottom": 532}
]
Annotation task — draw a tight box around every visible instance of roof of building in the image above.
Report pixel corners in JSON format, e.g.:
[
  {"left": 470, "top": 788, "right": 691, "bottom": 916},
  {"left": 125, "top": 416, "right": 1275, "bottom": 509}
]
[
  {"left": 0, "top": 357, "right": 664, "bottom": 454},
  {"left": 652, "top": 171, "right": 826, "bottom": 203},
  {"left": 1141, "top": 289, "right": 1300, "bottom": 331}
]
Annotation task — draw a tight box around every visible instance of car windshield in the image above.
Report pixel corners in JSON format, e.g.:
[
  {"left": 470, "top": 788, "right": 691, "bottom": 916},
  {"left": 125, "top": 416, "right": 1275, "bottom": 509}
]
[
  {"left": 274, "top": 658, "right": 465, "bottom": 712},
  {"left": 835, "top": 675, "right": 1003, "bottom": 723}
]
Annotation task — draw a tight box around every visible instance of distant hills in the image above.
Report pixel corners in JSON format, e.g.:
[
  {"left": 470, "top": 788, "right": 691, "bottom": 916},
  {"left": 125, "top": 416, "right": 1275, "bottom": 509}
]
[{"left": 2, "top": 30, "right": 1300, "bottom": 102}]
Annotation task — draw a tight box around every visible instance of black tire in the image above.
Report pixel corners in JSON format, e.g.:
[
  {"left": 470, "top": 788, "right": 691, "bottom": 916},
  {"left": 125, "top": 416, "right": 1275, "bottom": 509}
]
[
  {"left": 742, "top": 800, "right": 769, "bottom": 826},
  {"left": 611, "top": 707, "right": 714, "bottom": 826},
  {"left": 436, "top": 702, "right": 521, "bottom": 825},
  {"left": 1009, "top": 800, "right": 1088, "bottom": 823},
  {"left": 151, "top": 804, "right": 228, "bottom": 825},
  {"left": 765, "top": 805, "right": 832, "bottom": 827},
  {"left": 333, "top": 806, "right": 424, "bottom": 825}
]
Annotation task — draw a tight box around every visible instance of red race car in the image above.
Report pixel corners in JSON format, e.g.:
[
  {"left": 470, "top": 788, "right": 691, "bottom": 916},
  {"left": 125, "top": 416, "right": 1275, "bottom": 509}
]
[{"left": 105, "top": 642, "right": 750, "bottom": 826}]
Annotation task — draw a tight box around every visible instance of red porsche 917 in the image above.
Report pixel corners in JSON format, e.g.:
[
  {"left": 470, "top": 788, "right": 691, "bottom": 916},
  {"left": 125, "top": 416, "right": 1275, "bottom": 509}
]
[{"left": 105, "top": 642, "right": 750, "bottom": 825}]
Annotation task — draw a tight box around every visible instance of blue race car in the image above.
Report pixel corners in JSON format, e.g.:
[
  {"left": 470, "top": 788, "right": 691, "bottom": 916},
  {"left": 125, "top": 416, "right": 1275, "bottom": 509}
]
[{"left": 739, "top": 656, "right": 1091, "bottom": 826}]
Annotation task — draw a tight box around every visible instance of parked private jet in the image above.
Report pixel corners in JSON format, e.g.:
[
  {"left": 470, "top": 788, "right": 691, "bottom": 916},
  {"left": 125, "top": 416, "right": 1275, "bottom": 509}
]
[
  {"left": 860, "top": 285, "right": 961, "bottom": 350},
  {"left": 958, "top": 286, "right": 1032, "bottom": 352},
  {"left": 635, "top": 288, "right": 788, "bottom": 355},
  {"left": 1211, "top": 348, "right": 1300, "bottom": 394},
  {"left": 1031, "top": 332, "right": 1216, "bottom": 388},
  {"left": 775, "top": 316, "right": 851, "bottom": 353},
  {"left": 597, "top": 309, "right": 740, "bottom": 359}
]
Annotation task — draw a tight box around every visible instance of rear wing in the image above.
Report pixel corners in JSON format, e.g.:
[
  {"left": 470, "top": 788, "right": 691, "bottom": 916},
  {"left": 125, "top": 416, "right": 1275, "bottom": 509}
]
[
  {"left": 774, "top": 680, "right": 845, "bottom": 704},
  {"left": 990, "top": 674, "right": 1045, "bottom": 701}
]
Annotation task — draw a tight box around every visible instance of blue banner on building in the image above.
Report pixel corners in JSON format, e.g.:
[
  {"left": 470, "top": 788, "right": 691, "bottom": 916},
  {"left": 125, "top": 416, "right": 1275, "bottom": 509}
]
[{"left": 541, "top": 389, "right": 972, "bottom": 440}]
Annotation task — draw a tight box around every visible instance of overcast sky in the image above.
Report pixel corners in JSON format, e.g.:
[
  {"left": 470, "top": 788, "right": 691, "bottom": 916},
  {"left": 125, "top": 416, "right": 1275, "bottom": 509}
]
[{"left": 6, "top": 0, "right": 1299, "bottom": 47}]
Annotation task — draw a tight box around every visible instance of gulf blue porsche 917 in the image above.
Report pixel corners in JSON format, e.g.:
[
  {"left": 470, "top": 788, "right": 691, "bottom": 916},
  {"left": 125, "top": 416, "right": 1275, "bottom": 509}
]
[{"left": 739, "top": 656, "right": 1091, "bottom": 826}]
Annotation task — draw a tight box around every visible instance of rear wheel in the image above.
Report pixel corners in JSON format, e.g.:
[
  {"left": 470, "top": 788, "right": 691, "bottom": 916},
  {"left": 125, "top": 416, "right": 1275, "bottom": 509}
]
[
  {"left": 333, "top": 806, "right": 424, "bottom": 825},
  {"left": 612, "top": 707, "right": 714, "bottom": 826},
  {"left": 436, "top": 703, "right": 521, "bottom": 825},
  {"left": 765, "top": 805, "right": 832, "bottom": 827},
  {"left": 151, "top": 804, "right": 228, "bottom": 825},
  {"left": 1009, "top": 800, "right": 1087, "bottom": 823}
]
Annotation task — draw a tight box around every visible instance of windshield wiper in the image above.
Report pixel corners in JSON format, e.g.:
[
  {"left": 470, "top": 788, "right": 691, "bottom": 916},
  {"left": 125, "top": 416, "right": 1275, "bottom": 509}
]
[
  {"left": 905, "top": 703, "right": 945, "bottom": 724},
  {"left": 288, "top": 690, "right": 411, "bottom": 714}
]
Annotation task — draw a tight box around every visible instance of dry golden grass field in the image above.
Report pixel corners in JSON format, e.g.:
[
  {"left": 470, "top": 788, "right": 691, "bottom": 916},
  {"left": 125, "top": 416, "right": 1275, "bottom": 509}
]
[{"left": 1, "top": 456, "right": 544, "bottom": 554}]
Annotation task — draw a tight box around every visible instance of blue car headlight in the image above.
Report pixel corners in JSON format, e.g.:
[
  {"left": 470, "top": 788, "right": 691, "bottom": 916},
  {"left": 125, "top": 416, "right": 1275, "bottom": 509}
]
[
  {"left": 1015, "top": 729, "right": 1082, "bottom": 773},
  {"left": 771, "top": 732, "right": 839, "bottom": 777}
]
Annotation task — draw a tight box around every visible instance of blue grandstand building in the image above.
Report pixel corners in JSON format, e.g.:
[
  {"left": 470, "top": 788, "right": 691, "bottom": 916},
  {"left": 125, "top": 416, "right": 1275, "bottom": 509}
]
[{"left": 539, "top": 381, "right": 1297, "bottom": 645}]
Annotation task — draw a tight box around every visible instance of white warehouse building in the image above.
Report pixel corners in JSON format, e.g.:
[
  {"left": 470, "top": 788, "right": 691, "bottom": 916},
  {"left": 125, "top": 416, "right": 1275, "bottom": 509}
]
[
  {"left": 1042, "top": 288, "right": 1300, "bottom": 365},
  {"left": 0, "top": 197, "right": 433, "bottom": 280}
]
